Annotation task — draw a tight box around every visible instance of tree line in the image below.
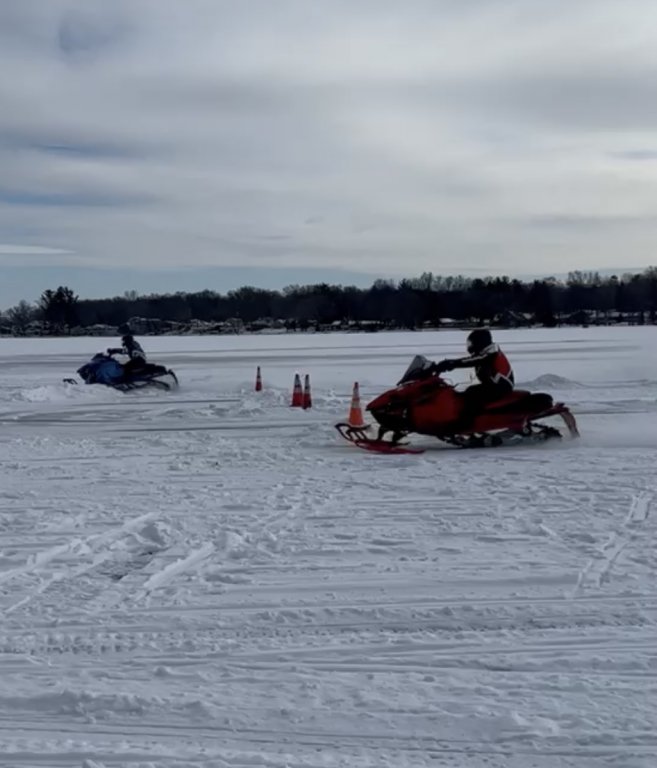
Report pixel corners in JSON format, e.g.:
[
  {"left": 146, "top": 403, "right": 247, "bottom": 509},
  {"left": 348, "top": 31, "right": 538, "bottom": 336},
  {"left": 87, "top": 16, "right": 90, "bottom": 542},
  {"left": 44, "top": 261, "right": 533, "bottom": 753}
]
[{"left": 2, "top": 269, "right": 657, "bottom": 335}]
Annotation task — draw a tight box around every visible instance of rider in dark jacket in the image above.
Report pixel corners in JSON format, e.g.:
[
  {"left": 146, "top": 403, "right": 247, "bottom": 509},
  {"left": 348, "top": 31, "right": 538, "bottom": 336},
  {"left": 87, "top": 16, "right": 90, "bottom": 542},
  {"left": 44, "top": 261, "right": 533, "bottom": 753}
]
[
  {"left": 107, "top": 325, "right": 147, "bottom": 374},
  {"left": 433, "top": 328, "right": 514, "bottom": 428}
]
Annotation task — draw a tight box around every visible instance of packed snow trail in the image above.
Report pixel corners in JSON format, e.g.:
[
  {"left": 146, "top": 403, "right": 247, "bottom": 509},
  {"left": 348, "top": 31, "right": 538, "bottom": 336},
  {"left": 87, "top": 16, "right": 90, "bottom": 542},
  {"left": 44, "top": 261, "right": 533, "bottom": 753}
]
[{"left": 0, "top": 328, "right": 656, "bottom": 767}]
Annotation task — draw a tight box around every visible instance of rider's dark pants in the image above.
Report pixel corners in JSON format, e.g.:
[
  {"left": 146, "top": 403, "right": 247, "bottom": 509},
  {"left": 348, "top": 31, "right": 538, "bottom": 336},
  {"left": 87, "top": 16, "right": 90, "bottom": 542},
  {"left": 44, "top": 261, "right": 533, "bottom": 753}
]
[
  {"left": 459, "top": 381, "right": 513, "bottom": 429},
  {"left": 124, "top": 357, "right": 146, "bottom": 375}
]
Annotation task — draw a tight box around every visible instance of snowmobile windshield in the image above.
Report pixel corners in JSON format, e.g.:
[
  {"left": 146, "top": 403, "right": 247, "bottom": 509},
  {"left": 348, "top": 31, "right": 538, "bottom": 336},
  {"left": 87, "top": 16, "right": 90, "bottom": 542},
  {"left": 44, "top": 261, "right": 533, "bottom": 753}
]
[{"left": 397, "top": 355, "right": 433, "bottom": 385}]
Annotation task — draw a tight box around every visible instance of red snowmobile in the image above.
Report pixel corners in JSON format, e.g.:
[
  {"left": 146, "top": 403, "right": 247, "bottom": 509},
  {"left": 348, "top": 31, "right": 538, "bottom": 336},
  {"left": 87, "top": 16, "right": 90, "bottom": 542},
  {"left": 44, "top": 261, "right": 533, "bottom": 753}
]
[{"left": 336, "top": 355, "right": 579, "bottom": 454}]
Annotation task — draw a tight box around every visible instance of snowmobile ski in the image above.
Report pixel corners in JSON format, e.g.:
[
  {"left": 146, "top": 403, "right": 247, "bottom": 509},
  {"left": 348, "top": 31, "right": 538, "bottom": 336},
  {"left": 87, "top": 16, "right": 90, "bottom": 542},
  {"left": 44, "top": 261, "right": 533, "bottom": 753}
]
[{"left": 335, "top": 423, "right": 425, "bottom": 454}]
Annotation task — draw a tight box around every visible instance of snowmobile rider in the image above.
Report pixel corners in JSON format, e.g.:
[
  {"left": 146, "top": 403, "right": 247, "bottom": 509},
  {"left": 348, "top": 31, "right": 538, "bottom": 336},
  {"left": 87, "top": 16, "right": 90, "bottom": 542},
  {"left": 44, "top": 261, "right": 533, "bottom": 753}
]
[
  {"left": 107, "top": 325, "right": 147, "bottom": 374},
  {"left": 431, "top": 328, "right": 515, "bottom": 428}
]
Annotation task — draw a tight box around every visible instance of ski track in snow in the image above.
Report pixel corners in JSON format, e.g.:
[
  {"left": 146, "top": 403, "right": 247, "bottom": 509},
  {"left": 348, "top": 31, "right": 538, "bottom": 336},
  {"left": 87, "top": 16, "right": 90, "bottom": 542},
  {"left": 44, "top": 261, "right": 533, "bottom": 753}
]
[
  {"left": 573, "top": 491, "right": 653, "bottom": 594},
  {"left": 0, "top": 329, "right": 656, "bottom": 767}
]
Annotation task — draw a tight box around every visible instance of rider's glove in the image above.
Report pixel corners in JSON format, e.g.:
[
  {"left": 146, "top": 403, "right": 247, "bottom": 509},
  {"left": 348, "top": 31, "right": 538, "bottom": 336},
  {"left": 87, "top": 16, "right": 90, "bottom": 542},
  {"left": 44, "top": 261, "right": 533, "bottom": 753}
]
[{"left": 433, "top": 359, "right": 455, "bottom": 374}]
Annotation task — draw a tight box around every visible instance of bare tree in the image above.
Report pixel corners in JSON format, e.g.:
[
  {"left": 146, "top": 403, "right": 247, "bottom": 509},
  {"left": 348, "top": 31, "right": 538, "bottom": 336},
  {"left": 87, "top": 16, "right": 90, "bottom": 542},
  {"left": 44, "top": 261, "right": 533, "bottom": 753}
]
[{"left": 7, "top": 300, "right": 36, "bottom": 334}]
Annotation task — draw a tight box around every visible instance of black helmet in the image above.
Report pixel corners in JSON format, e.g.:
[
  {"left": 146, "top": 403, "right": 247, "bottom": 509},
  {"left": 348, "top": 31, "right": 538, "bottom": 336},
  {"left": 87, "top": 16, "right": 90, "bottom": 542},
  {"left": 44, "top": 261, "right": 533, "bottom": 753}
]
[
  {"left": 118, "top": 323, "right": 132, "bottom": 335},
  {"left": 467, "top": 328, "right": 492, "bottom": 355}
]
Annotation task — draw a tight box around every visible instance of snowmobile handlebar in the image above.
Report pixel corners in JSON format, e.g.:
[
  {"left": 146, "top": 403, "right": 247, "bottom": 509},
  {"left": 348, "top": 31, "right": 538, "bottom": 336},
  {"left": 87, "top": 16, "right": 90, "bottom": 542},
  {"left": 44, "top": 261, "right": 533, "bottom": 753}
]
[{"left": 432, "top": 360, "right": 456, "bottom": 374}]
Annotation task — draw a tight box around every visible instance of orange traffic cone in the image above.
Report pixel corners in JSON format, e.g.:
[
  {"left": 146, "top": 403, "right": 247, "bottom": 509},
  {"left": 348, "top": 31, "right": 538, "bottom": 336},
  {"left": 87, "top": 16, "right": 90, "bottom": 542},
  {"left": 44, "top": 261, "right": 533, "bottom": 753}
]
[
  {"left": 255, "top": 366, "right": 262, "bottom": 392},
  {"left": 348, "top": 382, "right": 365, "bottom": 427},
  {"left": 291, "top": 373, "right": 303, "bottom": 407},
  {"left": 302, "top": 374, "right": 312, "bottom": 410}
]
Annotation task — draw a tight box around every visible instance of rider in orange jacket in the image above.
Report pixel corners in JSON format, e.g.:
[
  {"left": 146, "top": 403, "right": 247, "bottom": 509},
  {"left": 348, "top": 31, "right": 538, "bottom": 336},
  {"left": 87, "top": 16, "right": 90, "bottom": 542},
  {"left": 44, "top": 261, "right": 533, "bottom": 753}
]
[{"left": 433, "top": 328, "right": 515, "bottom": 429}]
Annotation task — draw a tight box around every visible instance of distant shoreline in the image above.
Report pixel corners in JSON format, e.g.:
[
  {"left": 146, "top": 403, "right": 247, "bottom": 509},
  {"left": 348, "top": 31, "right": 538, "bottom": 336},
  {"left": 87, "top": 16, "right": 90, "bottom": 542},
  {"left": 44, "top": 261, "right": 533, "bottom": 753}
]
[{"left": 1, "top": 320, "right": 653, "bottom": 341}]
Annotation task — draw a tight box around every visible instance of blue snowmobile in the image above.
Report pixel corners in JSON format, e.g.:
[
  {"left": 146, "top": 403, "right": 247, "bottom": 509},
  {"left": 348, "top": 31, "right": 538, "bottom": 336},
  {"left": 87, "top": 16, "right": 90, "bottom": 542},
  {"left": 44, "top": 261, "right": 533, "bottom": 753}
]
[{"left": 67, "top": 352, "right": 179, "bottom": 392}]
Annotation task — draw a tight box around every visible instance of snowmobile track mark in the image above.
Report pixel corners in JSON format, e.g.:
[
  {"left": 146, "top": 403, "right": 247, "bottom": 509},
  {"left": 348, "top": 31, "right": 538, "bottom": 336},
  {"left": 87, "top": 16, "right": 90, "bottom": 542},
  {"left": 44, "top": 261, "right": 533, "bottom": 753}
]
[
  {"left": 587, "top": 535, "right": 628, "bottom": 588},
  {"left": 574, "top": 491, "right": 653, "bottom": 595},
  {"left": 626, "top": 491, "right": 652, "bottom": 524},
  {"left": 0, "top": 512, "right": 159, "bottom": 615},
  {"left": 136, "top": 543, "right": 215, "bottom": 599}
]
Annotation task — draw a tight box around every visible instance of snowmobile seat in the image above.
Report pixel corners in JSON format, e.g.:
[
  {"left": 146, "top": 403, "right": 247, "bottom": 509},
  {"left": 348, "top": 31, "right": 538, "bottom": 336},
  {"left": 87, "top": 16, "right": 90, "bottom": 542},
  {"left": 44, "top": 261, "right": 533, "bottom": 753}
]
[
  {"left": 483, "top": 390, "right": 531, "bottom": 411},
  {"left": 140, "top": 363, "right": 168, "bottom": 376},
  {"left": 483, "top": 390, "right": 554, "bottom": 414}
]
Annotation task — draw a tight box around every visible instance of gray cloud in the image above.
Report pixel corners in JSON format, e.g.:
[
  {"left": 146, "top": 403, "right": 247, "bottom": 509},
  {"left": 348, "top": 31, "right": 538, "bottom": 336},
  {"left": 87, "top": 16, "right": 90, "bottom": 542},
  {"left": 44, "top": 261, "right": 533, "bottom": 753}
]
[
  {"left": 0, "top": 244, "right": 73, "bottom": 255},
  {"left": 2, "top": 0, "right": 657, "bottom": 296},
  {"left": 612, "top": 150, "right": 657, "bottom": 161}
]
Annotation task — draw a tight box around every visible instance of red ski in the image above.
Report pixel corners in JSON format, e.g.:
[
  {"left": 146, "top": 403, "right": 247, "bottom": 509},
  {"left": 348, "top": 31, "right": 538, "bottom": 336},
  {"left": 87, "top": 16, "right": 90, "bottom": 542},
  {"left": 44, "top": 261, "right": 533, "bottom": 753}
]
[{"left": 335, "top": 423, "right": 426, "bottom": 454}]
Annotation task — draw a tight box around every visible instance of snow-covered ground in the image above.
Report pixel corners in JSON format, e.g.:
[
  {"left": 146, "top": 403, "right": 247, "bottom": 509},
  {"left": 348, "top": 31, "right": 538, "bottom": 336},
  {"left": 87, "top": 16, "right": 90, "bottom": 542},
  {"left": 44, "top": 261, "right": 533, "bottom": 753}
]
[{"left": 0, "top": 327, "right": 656, "bottom": 768}]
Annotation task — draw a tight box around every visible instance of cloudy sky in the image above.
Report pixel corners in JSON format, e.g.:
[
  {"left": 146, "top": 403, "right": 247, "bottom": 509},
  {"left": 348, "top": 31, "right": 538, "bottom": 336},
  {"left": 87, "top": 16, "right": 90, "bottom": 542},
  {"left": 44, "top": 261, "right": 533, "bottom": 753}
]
[{"left": 1, "top": 0, "right": 657, "bottom": 306}]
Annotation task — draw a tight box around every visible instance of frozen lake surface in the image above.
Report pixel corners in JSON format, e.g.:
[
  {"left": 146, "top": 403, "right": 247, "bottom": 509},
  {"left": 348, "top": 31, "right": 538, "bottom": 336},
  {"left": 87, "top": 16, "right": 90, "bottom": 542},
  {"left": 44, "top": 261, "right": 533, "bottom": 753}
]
[{"left": 0, "top": 327, "right": 656, "bottom": 767}]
